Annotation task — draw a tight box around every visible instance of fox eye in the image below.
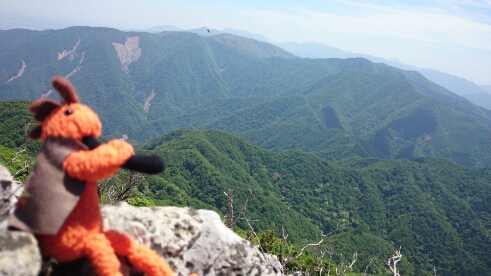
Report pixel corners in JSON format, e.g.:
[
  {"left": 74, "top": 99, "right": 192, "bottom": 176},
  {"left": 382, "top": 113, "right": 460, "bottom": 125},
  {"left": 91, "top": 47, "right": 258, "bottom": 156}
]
[{"left": 65, "top": 109, "right": 73, "bottom": 115}]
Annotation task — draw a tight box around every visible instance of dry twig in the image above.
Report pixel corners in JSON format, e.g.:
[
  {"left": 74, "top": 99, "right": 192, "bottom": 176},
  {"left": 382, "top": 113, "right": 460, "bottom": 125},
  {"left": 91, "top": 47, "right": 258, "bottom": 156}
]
[
  {"left": 98, "top": 170, "right": 144, "bottom": 204},
  {"left": 281, "top": 226, "right": 339, "bottom": 267},
  {"left": 223, "top": 188, "right": 253, "bottom": 229},
  {"left": 384, "top": 247, "right": 402, "bottom": 276},
  {"left": 335, "top": 252, "right": 358, "bottom": 276}
]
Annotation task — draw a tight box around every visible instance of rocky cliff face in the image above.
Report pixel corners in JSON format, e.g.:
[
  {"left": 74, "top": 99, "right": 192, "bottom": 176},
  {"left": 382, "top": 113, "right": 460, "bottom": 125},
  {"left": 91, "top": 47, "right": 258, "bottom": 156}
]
[{"left": 0, "top": 165, "right": 281, "bottom": 275}]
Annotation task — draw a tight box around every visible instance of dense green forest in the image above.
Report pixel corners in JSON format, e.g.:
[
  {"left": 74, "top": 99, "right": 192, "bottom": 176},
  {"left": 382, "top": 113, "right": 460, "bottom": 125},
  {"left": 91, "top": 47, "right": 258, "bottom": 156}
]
[
  {"left": 2, "top": 103, "right": 489, "bottom": 275},
  {"left": 137, "top": 130, "right": 491, "bottom": 275},
  {"left": 1, "top": 27, "right": 491, "bottom": 167}
]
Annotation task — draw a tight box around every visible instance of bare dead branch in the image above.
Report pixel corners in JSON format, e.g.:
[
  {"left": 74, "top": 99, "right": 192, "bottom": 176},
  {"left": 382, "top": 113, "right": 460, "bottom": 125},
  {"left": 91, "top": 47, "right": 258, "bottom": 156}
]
[
  {"left": 335, "top": 252, "right": 358, "bottom": 276},
  {"left": 327, "top": 247, "right": 335, "bottom": 276},
  {"left": 363, "top": 257, "right": 376, "bottom": 276},
  {"left": 240, "top": 213, "right": 279, "bottom": 273},
  {"left": 312, "top": 246, "right": 326, "bottom": 276},
  {"left": 232, "top": 188, "right": 252, "bottom": 228},
  {"left": 224, "top": 189, "right": 234, "bottom": 228},
  {"left": 243, "top": 214, "right": 262, "bottom": 251},
  {"left": 2, "top": 148, "right": 26, "bottom": 166},
  {"left": 282, "top": 226, "right": 339, "bottom": 267},
  {"left": 98, "top": 170, "right": 144, "bottom": 204},
  {"left": 13, "top": 156, "right": 34, "bottom": 178},
  {"left": 279, "top": 205, "right": 291, "bottom": 265},
  {"left": 384, "top": 247, "right": 402, "bottom": 276}
]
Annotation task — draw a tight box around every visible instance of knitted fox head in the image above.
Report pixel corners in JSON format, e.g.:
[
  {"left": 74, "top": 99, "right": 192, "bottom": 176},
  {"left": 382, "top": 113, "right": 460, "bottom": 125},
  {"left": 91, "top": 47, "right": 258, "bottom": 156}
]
[{"left": 28, "top": 76, "right": 102, "bottom": 142}]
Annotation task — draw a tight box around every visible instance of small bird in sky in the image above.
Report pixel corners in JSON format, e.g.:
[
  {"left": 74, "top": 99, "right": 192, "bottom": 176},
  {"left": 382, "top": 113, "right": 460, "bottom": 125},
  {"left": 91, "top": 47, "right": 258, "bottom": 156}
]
[{"left": 207, "top": 28, "right": 210, "bottom": 33}]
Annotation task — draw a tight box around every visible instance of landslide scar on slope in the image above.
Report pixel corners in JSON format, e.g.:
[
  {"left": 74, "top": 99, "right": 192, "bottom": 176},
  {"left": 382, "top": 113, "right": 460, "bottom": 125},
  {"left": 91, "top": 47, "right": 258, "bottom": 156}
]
[
  {"left": 65, "top": 52, "right": 85, "bottom": 79},
  {"left": 58, "top": 38, "right": 81, "bottom": 61},
  {"left": 143, "top": 90, "right": 156, "bottom": 113},
  {"left": 112, "top": 36, "right": 142, "bottom": 73},
  {"left": 6, "top": 60, "right": 26, "bottom": 83},
  {"left": 41, "top": 52, "right": 85, "bottom": 98}
]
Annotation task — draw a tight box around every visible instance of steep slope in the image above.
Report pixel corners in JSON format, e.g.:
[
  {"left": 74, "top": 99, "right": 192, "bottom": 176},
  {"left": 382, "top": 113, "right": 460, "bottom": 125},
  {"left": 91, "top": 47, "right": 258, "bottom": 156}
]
[
  {"left": 0, "top": 100, "right": 32, "bottom": 148},
  {"left": 0, "top": 27, "right": 148, "bottom": 137},
  {"left": 141, "top": 130, "right": 491, "bottom": 275}
]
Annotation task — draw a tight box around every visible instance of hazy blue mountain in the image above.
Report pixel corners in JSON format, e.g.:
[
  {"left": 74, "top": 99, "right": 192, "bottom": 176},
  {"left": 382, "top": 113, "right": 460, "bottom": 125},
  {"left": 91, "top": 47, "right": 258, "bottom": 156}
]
[
  {"left": 185, "top": 26, "right": 272, "bottom": 43},
  {"left": 275, "top": 41, "right": 413, "bottom": 69},
  {"left": 275, "top": 41, "right": 490, "bottom": 110},
  {"left": 481, "top": 85, "right": 491, "bottom": 94},
  {"left": 221, "top": 28, "right": 271, "bottom": 43},
  {"left": 418, "top": 69, "right": 491, "bottom": 110},
  {"left": 418, "top": 68, "right": 488, "bottom": 96},
  {"left": 463, "top": 92, "right": 491, "bottom": 110},
  {"left": 138, "top": 25, "right": 272, "bottom": 43},
  {"left": 145, "top": 25, "right": 182, "bottom": 32}
]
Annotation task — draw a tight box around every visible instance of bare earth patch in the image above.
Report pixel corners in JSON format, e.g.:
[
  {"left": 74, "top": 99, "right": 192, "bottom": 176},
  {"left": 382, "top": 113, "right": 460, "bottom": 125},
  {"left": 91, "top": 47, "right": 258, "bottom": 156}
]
[
  {"left": 112, "top": 36, "right": 142, "bottom": 73},
  {"left": 6, "top": 60, "right": 26, "bottom": 83},
  {"left": 41, "top": 52, "right": 85, "bottom": 98},
  {"left": 143, "top": 90, "right": 156, "bottom": 113},
  {"left": 423, "top": 134, "right": 432, "bottom": 144},
  {"left": 65, "top": 52, "right": 85, "bottom": 79},
  {"left": 58, "top": 38, "right": 81, "bottom": 60}
]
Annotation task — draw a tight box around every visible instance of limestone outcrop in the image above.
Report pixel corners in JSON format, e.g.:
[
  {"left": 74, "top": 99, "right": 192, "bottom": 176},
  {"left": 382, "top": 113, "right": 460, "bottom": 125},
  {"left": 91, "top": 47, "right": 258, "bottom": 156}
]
[{"left": 0, "top": 165, "right": 280, "bottom": 275}]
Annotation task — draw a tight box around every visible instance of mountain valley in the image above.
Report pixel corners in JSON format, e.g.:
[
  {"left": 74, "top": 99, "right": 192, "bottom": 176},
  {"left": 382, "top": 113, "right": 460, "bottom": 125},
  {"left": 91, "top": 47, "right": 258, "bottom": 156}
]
[{"left": 1, "top": 27, "right": 491, "bottom": 275}]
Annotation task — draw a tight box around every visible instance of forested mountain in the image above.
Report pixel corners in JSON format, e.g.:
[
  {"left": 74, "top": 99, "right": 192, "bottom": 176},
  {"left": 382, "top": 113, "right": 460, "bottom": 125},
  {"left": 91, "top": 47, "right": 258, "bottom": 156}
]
[
  {"left": 2, "top": 103, "right": 490, "bottom": 275},
  {"left": 1, "top": 27, "right": 490, "bottom": 168},
  {"left": 138, "top": 129, "right": 491, "bottom": 275}
]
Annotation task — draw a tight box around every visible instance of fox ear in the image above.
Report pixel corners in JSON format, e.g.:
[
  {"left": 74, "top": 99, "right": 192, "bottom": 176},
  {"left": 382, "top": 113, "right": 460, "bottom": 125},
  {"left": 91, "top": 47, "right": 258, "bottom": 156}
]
[
  {"left": 29, "top": 99, "right": 61, "bottom": 122},
  {"left": 28, "top": 125, "right": 42, "bottom": 140},
  {"left": 52, "top": 76, "right": 79, "bottom": 104}
]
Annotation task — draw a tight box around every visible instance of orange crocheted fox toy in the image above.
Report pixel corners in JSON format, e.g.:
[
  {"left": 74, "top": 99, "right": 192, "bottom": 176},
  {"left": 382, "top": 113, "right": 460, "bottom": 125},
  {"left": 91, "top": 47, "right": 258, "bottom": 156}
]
[{"left": 8, "top": 76, "right": 174, "bottom": 276}]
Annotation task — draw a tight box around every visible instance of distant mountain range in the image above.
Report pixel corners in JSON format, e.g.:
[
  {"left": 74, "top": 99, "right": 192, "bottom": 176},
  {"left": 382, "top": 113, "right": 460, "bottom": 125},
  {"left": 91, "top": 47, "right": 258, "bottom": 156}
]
[
  {"left": 274, "top": 41, "right": 491, "bottom": 109},
  {"left": 143, "top": 25, "right": 490, "bottom": 110},
  {"left": 126, "top": 25, "right": 272, "bottom": 44},
  {"left": 1, "top": 26, "right": 490, "bottom": 168}
]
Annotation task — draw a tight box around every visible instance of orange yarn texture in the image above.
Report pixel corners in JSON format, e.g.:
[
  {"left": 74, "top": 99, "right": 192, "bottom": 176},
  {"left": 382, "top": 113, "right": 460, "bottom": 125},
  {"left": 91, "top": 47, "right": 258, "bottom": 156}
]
[
  {"left": 40, "top": 103, "right": 102, "bottom": 142},
  {"left": 30, "top": 76, "right": 174, "bottom": 276},
  {"left": 63, "top": 140, "right": 134, "bottom": 181}
]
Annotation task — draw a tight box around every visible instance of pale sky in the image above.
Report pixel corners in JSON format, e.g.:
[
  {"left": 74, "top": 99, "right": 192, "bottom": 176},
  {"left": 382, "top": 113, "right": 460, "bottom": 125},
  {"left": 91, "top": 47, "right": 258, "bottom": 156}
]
[{"left": 1, "top": 0, "right": 490, "bottom": 85}]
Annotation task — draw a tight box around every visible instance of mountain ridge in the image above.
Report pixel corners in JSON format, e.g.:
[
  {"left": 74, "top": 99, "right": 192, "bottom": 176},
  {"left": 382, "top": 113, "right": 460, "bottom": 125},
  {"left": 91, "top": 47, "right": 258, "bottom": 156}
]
[
  {"left": 0, "top": 26, "right": 490, "bottom": 167},
  {"left": 274, "top": 41, "right": 490, "bottom": 110},
  {"left": 139, "top": 129, "right": 491, "bottom": 275}
]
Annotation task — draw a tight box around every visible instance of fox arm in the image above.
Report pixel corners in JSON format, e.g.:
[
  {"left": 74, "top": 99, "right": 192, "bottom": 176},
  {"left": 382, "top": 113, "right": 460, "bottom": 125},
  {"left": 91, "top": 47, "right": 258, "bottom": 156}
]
[{"left": 63, "top": 140, "right": 134, "bottom": 181}]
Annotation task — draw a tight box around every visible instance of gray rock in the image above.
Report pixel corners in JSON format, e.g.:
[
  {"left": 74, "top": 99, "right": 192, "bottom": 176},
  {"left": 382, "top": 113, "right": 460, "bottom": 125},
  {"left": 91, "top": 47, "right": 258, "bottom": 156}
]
[
  {"left": 264, "top": 254, "right": 283, "bottom": 274},
  {"left": 0, "top": 190, "right": 282, "bottom": 275},
  {"left": 102, "top": 202, "right": 281, "bottom": 276},
  {"left": 0, "top": 229, "right": 41, "bottom": 276},
  {"left": 0, "top": 165, "right": 14, "bottom": 219},
  {"left": 0, "top": 165, "right": 40, "bottom": 276},
  {"left": 0, "top": 165, "right": 22, "bottom": 221}
]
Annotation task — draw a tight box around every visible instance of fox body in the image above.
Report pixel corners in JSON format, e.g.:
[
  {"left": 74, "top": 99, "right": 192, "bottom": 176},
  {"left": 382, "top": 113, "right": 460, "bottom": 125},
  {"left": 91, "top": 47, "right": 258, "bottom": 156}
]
[{"left": 8, "top": 76, "right": 173, "bottom": 276}]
